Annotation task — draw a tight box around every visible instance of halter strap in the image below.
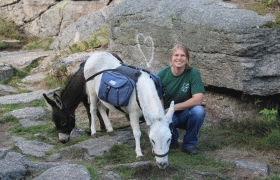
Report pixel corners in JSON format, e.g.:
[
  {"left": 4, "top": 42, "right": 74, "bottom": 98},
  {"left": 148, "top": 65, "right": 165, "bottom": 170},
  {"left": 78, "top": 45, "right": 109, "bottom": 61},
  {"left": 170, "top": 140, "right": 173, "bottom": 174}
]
[{"left": 152, "top": 150, "right": 169, "bottom": 158}]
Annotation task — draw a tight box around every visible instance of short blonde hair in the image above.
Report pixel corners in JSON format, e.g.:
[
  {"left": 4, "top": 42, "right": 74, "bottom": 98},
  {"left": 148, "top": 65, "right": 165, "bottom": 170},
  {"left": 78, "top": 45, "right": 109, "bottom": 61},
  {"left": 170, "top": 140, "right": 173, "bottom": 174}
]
[{"left": 169, "top": 44, "right": 191, "bottom": 71}]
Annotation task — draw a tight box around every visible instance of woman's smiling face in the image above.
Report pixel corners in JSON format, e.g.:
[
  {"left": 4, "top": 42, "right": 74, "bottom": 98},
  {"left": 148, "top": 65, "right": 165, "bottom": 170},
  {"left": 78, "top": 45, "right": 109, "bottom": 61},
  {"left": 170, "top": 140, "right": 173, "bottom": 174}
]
[{"left": 171, "top": 48, "right": 189, "bottom": 69}]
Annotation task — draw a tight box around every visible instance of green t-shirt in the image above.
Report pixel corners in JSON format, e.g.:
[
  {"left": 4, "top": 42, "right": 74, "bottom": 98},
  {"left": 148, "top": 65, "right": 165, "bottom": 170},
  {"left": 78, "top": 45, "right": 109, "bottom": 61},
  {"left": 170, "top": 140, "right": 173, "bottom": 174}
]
[{"left": 157, "top": 66, "right": 205, "bottom": 109}]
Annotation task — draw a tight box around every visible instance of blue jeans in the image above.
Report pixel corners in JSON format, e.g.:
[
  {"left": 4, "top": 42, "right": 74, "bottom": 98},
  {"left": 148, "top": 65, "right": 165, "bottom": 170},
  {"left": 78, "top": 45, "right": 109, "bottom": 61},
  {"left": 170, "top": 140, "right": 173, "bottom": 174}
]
[{"left": 170, "top": 105, "right": 205, "bottom": 149}]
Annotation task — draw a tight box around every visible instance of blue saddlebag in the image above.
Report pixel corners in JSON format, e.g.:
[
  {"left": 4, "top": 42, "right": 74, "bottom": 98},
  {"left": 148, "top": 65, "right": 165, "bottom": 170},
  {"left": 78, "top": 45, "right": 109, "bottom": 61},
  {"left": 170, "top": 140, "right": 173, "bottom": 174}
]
[{"left": 98, "top": 71, "right": 135, "bottom": 106}]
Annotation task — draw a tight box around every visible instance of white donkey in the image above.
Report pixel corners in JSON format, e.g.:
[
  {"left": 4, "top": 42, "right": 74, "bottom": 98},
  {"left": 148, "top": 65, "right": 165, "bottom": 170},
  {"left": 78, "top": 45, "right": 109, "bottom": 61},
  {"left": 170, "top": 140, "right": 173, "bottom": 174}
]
[{"left": 84, "top": 52, "right": 174, "bottom": 169}]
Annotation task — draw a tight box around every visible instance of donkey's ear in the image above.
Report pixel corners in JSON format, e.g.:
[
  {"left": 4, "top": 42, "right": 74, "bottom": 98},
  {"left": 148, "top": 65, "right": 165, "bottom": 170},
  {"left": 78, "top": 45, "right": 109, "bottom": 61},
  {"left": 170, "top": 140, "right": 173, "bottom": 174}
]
[
  {"left": 43, "top": 93, "right": 57, "bottom": 108},
  {"left": 165, "top": 101, "right": 174, "bottom": 124},
  {"left": 53, "top": 93, "right": 64, "bottom": 110},
  {"left": 143, "top": 109, "right": 154, "bottom": 126}
]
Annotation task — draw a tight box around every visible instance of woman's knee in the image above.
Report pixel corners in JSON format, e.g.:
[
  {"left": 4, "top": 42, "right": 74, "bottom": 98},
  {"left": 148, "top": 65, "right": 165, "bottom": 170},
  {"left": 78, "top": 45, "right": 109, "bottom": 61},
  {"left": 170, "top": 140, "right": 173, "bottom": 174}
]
[{"left": 190, "top": 106, "right": 205, "bottom": 120}]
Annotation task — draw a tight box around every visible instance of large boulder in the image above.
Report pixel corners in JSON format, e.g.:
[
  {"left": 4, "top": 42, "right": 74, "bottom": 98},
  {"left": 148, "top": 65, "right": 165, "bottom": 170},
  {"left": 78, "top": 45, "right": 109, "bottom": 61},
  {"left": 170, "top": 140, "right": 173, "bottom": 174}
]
[
  {"left": 50, "top": 5, "right": 112, "bottom": 49},
  {"left": 0, "top": 0, "right": 110, "bottom": 37},
  {"left": 104, "top": 0, "right": 279, "bottom": 96},
  {"left": 0, "top": 0, "right": 57, "bottom": 26},
  {"left": 23, "top": 1, "right": 108, "bottom": 37}
]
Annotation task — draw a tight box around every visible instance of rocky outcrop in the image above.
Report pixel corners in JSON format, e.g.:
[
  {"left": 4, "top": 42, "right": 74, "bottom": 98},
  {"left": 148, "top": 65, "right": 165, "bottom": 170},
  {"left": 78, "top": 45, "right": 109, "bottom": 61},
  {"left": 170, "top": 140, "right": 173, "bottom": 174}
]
[
  {"left": 0, "top": 0, "right": 112, "bottom": 37},
  {"left": 49, "top": 6, "right": 111, "bottom": 49},
  {"left": 48, "top": 0, "right": 280, "bottom": 96},
  {"left": 105, "top": 0, "right": 279, "bottom": 96}
]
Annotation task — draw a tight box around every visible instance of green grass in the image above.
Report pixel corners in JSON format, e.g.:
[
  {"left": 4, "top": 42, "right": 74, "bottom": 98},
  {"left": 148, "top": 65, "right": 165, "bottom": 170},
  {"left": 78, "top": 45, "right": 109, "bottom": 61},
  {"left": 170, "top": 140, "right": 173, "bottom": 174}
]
[
  {"left": 246, "top": 1, "right": 280, "bottom": 28},
  {"left": 18, "top": 89, "right": 33, "bottom": 94},
  {"left": 214, "top": 117, "right": 280, "bottom": 151},
  {"left": 113, "top": 164, "right": 181, "bottom": 180},
  {"left": 169, "top": 152, "right": 235, "bottom": 172},
  {"left": 0, "top": 67, "right": 29, "bottom": 87},
  {"left": 2, "top": 115, "right": 19, "bottom": 124},
  {"left": 23, "top": 57, "right": 42, "bottom": 73},
  {"left": 74, "top": 163, "right": 99, "bottom": 180},
  {"left": 0, "top": 18, "right": 27, "bottom": 41},
  {"left": 9, "top": 122, "right": 56, "bottom": 136},
  {"left": 0, "top": 103, "right": 26, "bottom": 113},
  {"left": 23, "top": 37, "right": 54, "bottom": 51},
  {"left": 31, "top": 99, "right": 47, "bottom": 107},
  {"left": 44, "top": 66, "right": 71, "bottom": 89}
]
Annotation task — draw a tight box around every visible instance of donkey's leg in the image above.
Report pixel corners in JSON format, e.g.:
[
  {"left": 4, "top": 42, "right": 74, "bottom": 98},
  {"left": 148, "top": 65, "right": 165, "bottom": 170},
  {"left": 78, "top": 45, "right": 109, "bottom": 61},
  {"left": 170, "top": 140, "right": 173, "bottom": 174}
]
[
  {"left": 129, "top": 112, "right": 143, "bottom": 160},
  {"left": 98, "top": 103, "right": 114, "bottom": 136},
  {"left": 88, "top": 89, "right": 98, "bottom": 138}
]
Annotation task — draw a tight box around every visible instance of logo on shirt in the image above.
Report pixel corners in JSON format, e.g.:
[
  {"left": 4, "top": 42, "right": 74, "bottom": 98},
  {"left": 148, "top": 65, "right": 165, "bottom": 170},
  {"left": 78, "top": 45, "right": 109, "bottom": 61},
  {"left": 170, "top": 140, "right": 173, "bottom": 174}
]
[{"left": 181, "top": 83, "right": 189, "bottom": 92}]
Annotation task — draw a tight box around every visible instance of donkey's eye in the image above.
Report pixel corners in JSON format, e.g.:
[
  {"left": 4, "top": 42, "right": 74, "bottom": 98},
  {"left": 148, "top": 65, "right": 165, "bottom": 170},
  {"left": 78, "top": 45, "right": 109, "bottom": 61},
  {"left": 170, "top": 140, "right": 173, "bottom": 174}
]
[
  {"left": 167, "top": 139, "right": 171, "bottom": 143},
  {"left": 151, "top": 140, "right": 155, "bottom": 144}
]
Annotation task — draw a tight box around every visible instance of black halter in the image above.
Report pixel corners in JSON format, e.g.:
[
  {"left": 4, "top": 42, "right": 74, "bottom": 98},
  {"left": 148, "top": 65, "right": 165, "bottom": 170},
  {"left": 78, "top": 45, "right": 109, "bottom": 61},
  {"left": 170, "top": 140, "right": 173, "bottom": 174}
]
[{"left": 152, "top": 149, "right": 169, "bottom": 158}]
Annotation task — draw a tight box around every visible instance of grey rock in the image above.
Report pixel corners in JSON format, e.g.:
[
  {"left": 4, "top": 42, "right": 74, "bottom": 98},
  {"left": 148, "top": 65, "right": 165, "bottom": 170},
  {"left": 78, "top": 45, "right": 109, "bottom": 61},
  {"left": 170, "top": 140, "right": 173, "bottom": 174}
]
[
  {"left": 0, "top": 148, "right": 10, "bottom": 159},
  {"left": 0, "top": 161, "right": 27, "bottom": 180},
  {"left": 22, "top": 1, "right": 107, "bottom": 37},
  {"left": 61, "top": 131, "right": 134, "bottom": 157},
  {"left": 45, "top": 153, "right": 62, "bottom": 162},
  {"left": 0, "top": 152, "right": 28, "bottom": 180},
  {"left": 21, "top": 73, "right": 47, "bottom": 83},
  {"left": 0, "top": 50, "right": 56, "bottom": 71},
  {"left": 0, "top": 152, "right": 66, "bottom": 180},
  {"left": 105, "top": 171, "right": 122, "bottom": 180},
  {"left": 0, "top": 63, "right": 13, "bottom": 82},
  {"left": 105, "top": 0, "right": 279, "bottom": 96},
  {"left": 0, "top": 87, "right": 61, "bottom": 105},
  {"left": 0, "top": 0, "right": 56, "bottom": 26},
  {"left": 32, "top": 164, "right": 91, "bottom": 180},
  {"left": 50, "top": 52, "right": 92, "bottom": 75},
  {"left": 50, "top": 5, "right": 112, "bottom": 49},
  {"left": 5, "top": 107, "right": 46, "bottom": 120},
  {"left": 3, "top": 152, "right": 28, "bottom": 166},
  {"left": 9, "top": 136, "right": 26, "bottom": 143},
  {"left": 70, "top": 127, "right": 86, "bottom": 140},
  {"left": 233, "top": 160, "right": 269, "bottom": 176},
  {"left": 0, "top": 84, "right": 17, "bottom": 93},
  {"left": 19, "top": 119, "right": 46, "bottom": 127},
  {"left": 15, "top": 140, "right": 54, "bottom": 157},
  {"left": 25, "top": 161, "right": 66, "bottom": 172}
]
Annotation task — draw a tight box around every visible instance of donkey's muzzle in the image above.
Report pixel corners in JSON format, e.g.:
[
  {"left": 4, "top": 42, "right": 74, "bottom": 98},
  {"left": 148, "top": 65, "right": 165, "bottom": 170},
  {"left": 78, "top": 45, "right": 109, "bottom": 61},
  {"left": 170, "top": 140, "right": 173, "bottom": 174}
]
[
  {"left": 157, "top": 162, "right": 168, "bottom": 169},
  {"left": 59, "top": 133, "right": 70, "bottom": 144}
]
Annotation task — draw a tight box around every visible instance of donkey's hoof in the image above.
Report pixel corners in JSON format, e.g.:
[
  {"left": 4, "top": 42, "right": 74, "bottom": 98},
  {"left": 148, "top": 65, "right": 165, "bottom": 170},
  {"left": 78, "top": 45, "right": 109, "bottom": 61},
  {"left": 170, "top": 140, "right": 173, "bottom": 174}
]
[
  {"left": 85, "top": 130, "right": 91, "bottom": 136},
  {"left": 91, "top": 134, "right": 97, "bottom": 139},
  {"left": 136, "top": 156, "right": 144, "bottom": 161},
  {"left": 108, "top": 131, "right": 114, "bottom": 136}
]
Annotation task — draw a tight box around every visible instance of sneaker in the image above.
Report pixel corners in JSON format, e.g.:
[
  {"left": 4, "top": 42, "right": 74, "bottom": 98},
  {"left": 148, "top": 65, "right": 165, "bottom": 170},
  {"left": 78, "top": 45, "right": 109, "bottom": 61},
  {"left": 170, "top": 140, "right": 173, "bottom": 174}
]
[
  {"left": 169, "top": 142, "right": 179, "bottom": 149},
  {"left": 181, "top": 148, "right": 198, "bottom": 155}
]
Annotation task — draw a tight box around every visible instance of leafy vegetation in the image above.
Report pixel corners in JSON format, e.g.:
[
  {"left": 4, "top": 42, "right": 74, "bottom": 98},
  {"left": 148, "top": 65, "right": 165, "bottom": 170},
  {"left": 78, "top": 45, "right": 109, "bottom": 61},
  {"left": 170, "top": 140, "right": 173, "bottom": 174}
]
[
  {"left": 67, "top": 27, "right": 108, "bottom": 54},
  {"left": 207, "top": 108, "right": 280, "bottom": 151},
  {"left": 0, "top": 18, "right": 38, "bottom": 50}
]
